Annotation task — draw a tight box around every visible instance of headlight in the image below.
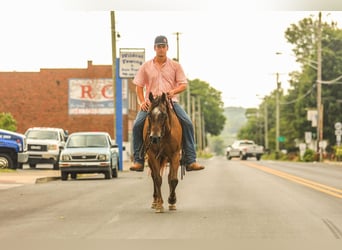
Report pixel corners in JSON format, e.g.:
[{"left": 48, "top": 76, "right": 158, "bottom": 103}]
[
  {"left": 98, "top": 154, "right": 108, "bottom": 161},
  {"left": 61, "top": 155, "right": 71, "bottom": 161},
  {"left": 48, "top": 144, "right": 58, "bottom": 150}
]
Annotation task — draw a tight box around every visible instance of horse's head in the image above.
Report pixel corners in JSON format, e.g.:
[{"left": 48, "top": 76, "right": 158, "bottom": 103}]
[{"left": 147, "top": 92, "right": 169, "bottom": 144}]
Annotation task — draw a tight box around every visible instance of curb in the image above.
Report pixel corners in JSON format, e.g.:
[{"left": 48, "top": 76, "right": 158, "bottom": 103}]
[{"left": 35, "top": 176, "right": 61, "bottom": 184}]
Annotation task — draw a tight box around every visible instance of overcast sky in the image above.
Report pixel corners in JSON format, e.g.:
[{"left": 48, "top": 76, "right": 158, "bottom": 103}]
[{"left": 1, "top": 1, "right": 342, "bottom": 107}]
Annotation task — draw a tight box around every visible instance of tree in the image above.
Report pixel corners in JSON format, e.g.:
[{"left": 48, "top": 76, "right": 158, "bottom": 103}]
[
  {"left": 284, "top": 13, "right": 342, "bottom": 151},
  {"left": 237, "top": 13, "right": 342, "bottom": 156},
  {"left": 0, "top": 112, "right": 17, "bottom": 131},
  {"left": 183, "top": 78, "right": 226, "bottom": 136}
]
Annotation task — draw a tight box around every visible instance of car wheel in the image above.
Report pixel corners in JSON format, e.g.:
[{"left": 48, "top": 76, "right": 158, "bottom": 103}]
[
  {"left": 0, "top": 153, "right": 14, "bottom": 169},
  {"left": 104, "top": 167, "right": 112, "bottom": 179},
  {"left": 61, "top": 171, "right": 68, "bottom": 181},
  {"left": 112, "top": 160, "right": 118, "bottom": 178},
  {"left": 71, "top": 172, "right": 77, "bottom": 179},
  {"left": 53, "top": 162, "right": 60, "bottom": 170},
  {"left": 112, "top": 167, "right": 118, "bottom": 178},
  {"left": 29, "top": 163, "right": 36, "bottom": 168},
  {"left": 239, "top": 153, "right": 247, "bottom": 160}
]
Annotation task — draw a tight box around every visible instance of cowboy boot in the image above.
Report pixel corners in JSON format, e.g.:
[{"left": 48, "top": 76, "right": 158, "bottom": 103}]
[
  {"left": 130, "top": 162, "right": 144, "bottom": 172},
  {"left": 186, "top": 162, "right": 205, "bottom": 171}
]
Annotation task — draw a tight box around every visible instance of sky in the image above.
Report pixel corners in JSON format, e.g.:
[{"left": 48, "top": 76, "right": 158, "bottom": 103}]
[{"left": 1, "top": 1, "right": 342, "bottom": 108}]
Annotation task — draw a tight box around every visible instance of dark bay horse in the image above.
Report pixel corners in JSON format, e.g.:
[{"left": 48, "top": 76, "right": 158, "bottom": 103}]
[{"left": 142, "top": 92, "right": 182, "bottom": 213}]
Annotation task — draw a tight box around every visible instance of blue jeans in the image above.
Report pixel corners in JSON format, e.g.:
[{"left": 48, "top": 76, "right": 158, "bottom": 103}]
[{"left": 132, "top": 102, "right": 196, "bottom": 166}]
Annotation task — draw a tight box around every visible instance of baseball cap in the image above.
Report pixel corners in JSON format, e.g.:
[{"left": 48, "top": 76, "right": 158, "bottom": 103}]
[{"left": 154, "top": 35, "right": 168, "bottom": 45}]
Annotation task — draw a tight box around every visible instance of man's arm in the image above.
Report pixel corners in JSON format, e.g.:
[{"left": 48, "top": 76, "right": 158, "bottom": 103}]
[
  {"left": 167, "top": 83, "right": 187, "bottom": 99},
  {"left": 136, "top": 86, "right": 149, "bottom": 111}
]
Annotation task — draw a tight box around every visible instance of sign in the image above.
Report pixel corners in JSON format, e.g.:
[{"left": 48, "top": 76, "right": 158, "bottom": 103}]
[
  {"left": 319, "top": 140, "right": 327, "bottom": 149},
  {"left": 335, "top": 122, "right": 342, "bottom": 145},
  {"left": 305, "top": 131, "right": 312, "bottom": 144},
  {"left": 119, "top": 48, "right": 145, "bottom": 78},
  {"left": 278, "top": 136, "right": 285, "bottom": 142},
  {"left": 307, "top": 109, "right": 317, "bottom": 127},
  {"left": 68, "top": 78, "right": 114, "bottom": 115}
]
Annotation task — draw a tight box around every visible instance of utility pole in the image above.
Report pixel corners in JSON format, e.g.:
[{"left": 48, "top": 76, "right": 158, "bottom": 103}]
[
  {"left": 197, "top": 97, "right": 202, "bottom": 151},
  {"left": 317, "top": 11, "right": 323, "bottom": 161},
  {"left": 174, "top": 32, "right": 180, "bottom": 62},
  {"left": 173, "top": 32, "right": 190, "bottom": 115},
  {"left": 110, "top": 11, "right": 117, "bottom": 140},
  {"left": 276, "top": 72, "right": 280, "bottom": 159},
  {"left": 264, "top": 100, "right": 269, "bottom": 150}
]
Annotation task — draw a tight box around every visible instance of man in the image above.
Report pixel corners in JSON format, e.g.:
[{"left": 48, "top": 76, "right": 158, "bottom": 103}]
[{"left": 130, "top": 35, "right": 204, "bottom": 172}]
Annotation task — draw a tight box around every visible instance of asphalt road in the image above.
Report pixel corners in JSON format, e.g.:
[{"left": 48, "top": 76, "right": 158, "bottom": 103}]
[{"left": 0, "top": 156, "right": 341, "bottom": 243}]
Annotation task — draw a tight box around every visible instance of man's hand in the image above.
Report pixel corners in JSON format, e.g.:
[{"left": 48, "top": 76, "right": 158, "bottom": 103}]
[
  {"left": 140, "top": 101, "right": 149, "bottom": 111},
  {"left": 167, "top": 90, "right": 175, "bottom": 99}
]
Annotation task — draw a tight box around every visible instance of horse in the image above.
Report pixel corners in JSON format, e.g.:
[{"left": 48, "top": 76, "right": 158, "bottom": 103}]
[{"left": 142, "top": 92, "right": 183, "bottom": 213}]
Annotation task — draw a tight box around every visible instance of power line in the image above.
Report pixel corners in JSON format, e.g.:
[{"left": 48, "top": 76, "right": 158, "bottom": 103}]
[{"left": 280, "top": 84, "right": 316, "bottom": 105}]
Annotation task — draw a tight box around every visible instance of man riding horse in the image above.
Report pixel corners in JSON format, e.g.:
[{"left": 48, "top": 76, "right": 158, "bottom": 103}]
[{"left": 130, "top": 35, "right": 205, "bottom": 172}]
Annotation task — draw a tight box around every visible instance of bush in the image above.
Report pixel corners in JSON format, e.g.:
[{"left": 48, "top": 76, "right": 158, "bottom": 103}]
[
  {"left": 302, "top": 149, "right": 315, "bottom": 162},
  {"left": 0, "top": 112, "right": 17, "bottom": 131}
]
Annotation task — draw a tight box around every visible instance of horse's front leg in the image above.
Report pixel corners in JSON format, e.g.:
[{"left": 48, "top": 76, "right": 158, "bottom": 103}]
[
  {"left": 149, "top": 158, "right": 164, "bottom": 213},
  {"left": 168, "top": 156, "right": 180, "bottom": 211},
  {"left": 151, "top": 173, "right": 158, "bottom": 209}
]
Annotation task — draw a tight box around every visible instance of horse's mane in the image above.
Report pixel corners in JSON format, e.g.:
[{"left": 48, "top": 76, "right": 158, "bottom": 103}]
[
  {"left": 147, "top": 93, "right": 173, "bottom": 121},
  {"left": 148, "top": 93, "right": 169, "bottom": 111}
]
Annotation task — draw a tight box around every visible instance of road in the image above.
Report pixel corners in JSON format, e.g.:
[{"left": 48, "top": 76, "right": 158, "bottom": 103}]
[{"left": 0, "top": 156, "right": 341, "bottom": 242}]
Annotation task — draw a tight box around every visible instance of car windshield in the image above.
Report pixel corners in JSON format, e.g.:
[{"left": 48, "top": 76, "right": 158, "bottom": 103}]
[
  {"left": 67, "top": 134, "right": 108, "bottom": 148},
  {"left": 26, "top": 130, "right": 58, "bottom": 140},
  {"left": 241, "top": 142, "right": 253, "bottom": 146}
]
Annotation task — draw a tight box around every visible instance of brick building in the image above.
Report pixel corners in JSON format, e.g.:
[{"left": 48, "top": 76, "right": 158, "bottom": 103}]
[{"left": 0, "top": 60, "right": 139, "bottom": 161}]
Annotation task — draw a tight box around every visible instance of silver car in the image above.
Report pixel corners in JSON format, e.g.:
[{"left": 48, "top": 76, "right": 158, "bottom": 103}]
[{"left": 59, "top": 132, "right": 119, "bottom": 180}]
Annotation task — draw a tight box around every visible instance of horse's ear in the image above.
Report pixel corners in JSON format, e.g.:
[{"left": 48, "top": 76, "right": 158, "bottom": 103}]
[
  {"left": 161, "top": 92, "right": 167, "bottom": 102},
  {"left": 149, "top": 92, "right": 154, "bottom": 102}
]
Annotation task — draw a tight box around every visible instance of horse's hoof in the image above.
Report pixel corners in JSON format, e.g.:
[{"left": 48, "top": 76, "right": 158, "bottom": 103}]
[
  {"left": 151, "top": 202, "right": 157, "bottom": 209},
  {"left": 169, "top": 204, "right": 177, "bottom": 211},
  {"left": 155, "top": 207, "right": 164, "bottom": 213}
]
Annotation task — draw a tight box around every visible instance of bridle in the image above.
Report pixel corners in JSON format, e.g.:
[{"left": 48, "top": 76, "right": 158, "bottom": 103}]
[{"left": 140, "top": 96, "right": 172, "bottom": 159}]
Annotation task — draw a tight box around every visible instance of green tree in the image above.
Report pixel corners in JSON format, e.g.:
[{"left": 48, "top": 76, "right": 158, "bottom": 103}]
[
  {"left": 209, "top": 136, "right": 225, "bottom": 155},
  {"left": 284, "top": 13, "right": 342, "bottom": 151},
  {"left": 240, "top": 13, "right": 342, "bottom": 156},
  {"left": 182, "top": 78, "right": 226, "bottom": 136},
  {"left": 0, "top": 112, "right": 17, "bottom": 131}
]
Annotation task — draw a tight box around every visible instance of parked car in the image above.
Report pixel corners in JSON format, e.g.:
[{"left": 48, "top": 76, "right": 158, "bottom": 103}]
[
  {"left": 0, "top": 129, "right": 28, "bottom": 169},
  {"left": 59, "top": 131, "right": 119, "bottom": 180},
  {"left": 226, "top": 140, "right": 264, "bottom": 161},
  {"left": 25, "top": 127, "right": 67, "bottom": 170}
]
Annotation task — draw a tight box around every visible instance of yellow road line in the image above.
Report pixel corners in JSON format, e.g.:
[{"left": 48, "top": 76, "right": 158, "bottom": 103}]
[{"left": 243, "top": 162, "right": 342, "bottom": 199}]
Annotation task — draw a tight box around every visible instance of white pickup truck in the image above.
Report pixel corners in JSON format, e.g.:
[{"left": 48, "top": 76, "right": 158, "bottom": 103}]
[{"left": 226, "top": 140, "right": 264, "bottom": 161}]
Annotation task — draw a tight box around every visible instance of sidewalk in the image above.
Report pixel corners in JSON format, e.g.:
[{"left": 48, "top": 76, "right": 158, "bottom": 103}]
[
  {"left": 0, "top": 161, "right": 132, "bottom": 185},
  {"left": 0, "top": 169, "right": 60, "bottom": 184}
]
